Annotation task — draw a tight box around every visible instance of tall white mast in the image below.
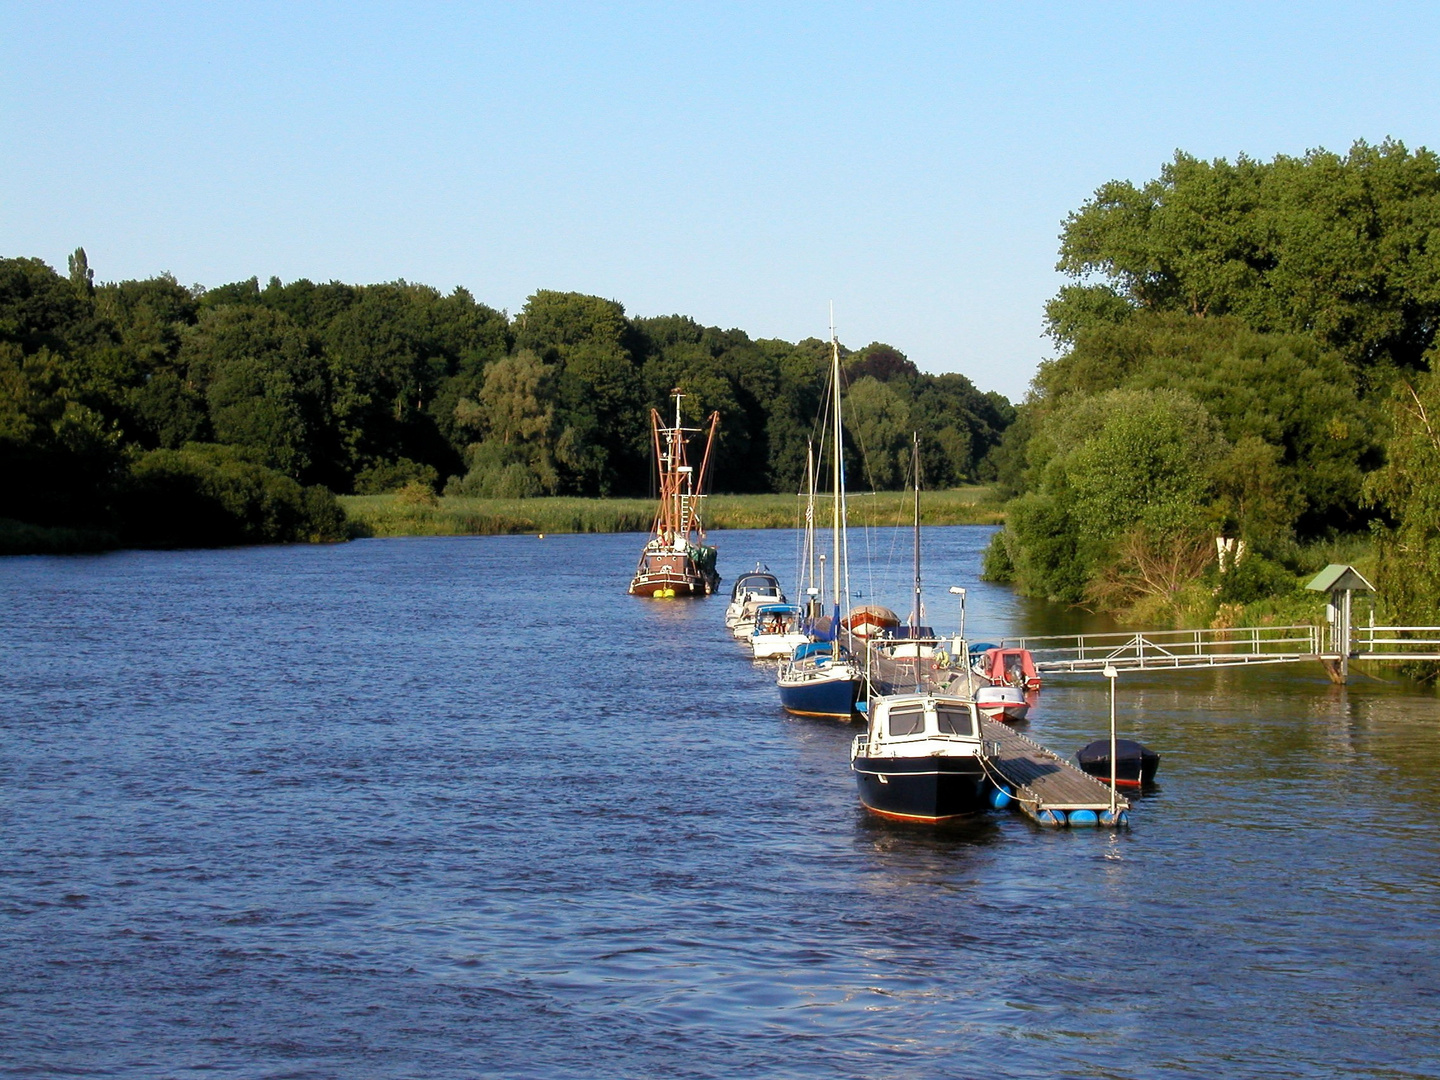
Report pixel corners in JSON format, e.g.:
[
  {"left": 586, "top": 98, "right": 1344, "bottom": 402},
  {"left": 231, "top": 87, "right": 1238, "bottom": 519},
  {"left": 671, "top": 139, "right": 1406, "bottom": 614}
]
[{"left": 829, "top": 305, "right": 846, "bottom": 626}]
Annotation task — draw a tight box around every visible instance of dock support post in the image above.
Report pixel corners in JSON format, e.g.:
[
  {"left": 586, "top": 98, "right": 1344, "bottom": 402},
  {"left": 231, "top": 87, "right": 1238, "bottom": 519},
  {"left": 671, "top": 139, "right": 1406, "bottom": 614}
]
[{"left": 1104, "top": 664, "right": 1118, "bottom": 819}]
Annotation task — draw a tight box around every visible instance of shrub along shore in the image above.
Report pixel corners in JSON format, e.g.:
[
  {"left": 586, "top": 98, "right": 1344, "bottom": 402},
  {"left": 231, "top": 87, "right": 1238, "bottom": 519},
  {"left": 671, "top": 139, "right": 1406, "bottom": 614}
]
[{"left": 340, "top": 487, "right": 1003, "bottom": 538}]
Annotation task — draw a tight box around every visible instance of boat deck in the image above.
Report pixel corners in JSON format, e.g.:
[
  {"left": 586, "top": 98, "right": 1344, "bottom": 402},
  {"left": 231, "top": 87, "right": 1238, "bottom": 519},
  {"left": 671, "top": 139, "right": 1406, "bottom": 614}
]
[{"left": 979, "top": 717, "right": 1130, "bottom": 827}]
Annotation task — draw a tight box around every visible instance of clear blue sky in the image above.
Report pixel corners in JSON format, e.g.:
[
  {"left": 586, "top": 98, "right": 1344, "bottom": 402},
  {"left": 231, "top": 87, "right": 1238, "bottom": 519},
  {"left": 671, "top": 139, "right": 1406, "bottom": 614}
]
[{"left": 3, "top": 2, "right": 1437, "bottom": 399}]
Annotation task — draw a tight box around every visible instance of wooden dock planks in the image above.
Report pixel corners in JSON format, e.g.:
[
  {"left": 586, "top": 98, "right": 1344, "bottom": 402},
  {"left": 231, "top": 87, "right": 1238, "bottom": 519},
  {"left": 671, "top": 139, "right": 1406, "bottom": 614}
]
[{"left": 980, "top": 717, "right": 1130, "bottom": 824}]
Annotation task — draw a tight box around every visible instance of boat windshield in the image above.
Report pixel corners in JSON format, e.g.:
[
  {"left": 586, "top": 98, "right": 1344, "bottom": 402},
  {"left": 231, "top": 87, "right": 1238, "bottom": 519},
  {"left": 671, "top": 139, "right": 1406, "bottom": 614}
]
[
  {"left": 887, "top": 706, "right": 925, "bottom": 737},
  {"left": 737, "top": 575, "right": 779, "bottom": 592},
  {"left": 935, "top": 707, "right": 976, "bottom": 738}
]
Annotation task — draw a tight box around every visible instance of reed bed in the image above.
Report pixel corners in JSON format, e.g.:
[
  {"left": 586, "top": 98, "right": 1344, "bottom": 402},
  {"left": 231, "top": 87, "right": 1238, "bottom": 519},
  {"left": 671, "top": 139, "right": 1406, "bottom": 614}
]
[{"left": 341, "top": 488, "right": 1002, "bottom": 538}]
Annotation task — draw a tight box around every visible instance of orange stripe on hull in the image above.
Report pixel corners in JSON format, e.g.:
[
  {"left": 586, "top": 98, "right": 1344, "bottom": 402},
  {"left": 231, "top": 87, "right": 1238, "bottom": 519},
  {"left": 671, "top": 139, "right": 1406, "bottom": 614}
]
[{"left": 858, "top": 800, "right": 972, "bottom": 824}]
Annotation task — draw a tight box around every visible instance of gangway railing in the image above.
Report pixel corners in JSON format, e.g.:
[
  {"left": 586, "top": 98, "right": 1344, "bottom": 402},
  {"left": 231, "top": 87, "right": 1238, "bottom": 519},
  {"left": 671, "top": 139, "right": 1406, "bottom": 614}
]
[
  {"left": 1351, "top": 625, "right": 1440, "bottom": 661},
  {"left": 996, "top": 625, "right": 1325, "bottom": 674}
]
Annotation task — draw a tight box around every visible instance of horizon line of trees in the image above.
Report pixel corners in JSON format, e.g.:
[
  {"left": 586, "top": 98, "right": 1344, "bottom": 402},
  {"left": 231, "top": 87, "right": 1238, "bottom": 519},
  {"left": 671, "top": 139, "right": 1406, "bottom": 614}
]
[{"left": 1, "top": 252, "right": 1014, "bottom": 547}]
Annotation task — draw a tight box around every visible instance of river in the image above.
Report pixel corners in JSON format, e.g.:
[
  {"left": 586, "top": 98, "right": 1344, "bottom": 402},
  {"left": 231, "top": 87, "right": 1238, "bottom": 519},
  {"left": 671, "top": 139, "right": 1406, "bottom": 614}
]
[{"left": 3, "top": 527, "right": 1438, "bottom": 1078}]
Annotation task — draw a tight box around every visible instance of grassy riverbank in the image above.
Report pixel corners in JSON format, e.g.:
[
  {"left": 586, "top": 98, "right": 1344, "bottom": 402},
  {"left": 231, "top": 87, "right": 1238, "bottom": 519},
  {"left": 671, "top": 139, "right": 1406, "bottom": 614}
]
[{"left": 340, "top": 487, "right": 1003, "bottom": 538}]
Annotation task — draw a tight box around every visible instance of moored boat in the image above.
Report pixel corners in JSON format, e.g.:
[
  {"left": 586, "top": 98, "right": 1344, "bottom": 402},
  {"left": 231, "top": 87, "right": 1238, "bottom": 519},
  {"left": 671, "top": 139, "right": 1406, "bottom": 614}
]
[
  {"left": 629, "top": 391, "right": 721, "bottom": 598},
  {"left": 850, "top": 693, "right": 998, "bottom": 822},
  {"left": 974, "top": 646, "right": 1042, "bottom": 690},
  {"left": 777, "top": 319, "right": 864, "bottom": 716},
  {"left": 751, "top": 604, "right": 811, "bottom": 660},
  {"left": 841, "top": 604, "right": 901, "bottom": 641},
  {"left": 778, "top": 641, "right": 861, "bottom": 717},
  {"left": 725, "top": 565, "right": 786, "bottom": 629},
  {"left": 1077, "top": 739, "right": 1160, "bottom": 788},
  {"left": 975, "top": 683, "right": 1030, "bottom": 722}
]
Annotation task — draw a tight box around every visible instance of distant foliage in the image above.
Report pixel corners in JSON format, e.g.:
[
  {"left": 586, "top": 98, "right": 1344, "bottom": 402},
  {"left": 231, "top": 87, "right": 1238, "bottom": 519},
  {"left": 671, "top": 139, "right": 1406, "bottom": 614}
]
[
  {"left": 0, "top": 253, "right": 1012, "bottom": 551},
  {"left": 988, "top": 139, "right": 1440, "bottom": 623},
  {"left": 122, "top": 444, "right": 346, "bottom": 547},
  {"left": 1365, "top": 369, "right": 1440, "bottom": 676}
]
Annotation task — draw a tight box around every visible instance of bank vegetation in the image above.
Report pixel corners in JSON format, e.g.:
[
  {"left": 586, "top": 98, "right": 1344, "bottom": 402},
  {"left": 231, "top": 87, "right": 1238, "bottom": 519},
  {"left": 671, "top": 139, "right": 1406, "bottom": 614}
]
[{"left": 982, "top": 139, "right": 1440, "bottom": 654}]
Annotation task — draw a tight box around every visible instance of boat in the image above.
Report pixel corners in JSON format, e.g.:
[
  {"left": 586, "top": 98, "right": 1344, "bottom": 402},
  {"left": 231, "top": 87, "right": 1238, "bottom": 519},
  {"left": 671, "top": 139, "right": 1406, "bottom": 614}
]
[
  {"left": 750, "top": 604, "right": 811, "bottom": 660},
  {"left": 850, "top": 693, "right": 998, "bottom": 821},
  {"left": 628, "top": 391, "right": 721, "bottom": 598},
  {"left": 777, "top": 320, "right": 864, "bottom": 718},
  {"left": 725, "top": 564, "right": 786, "bottom": 633},
  {"left": 875, "top": 624, "right": 942, "bottom": 659},
  {"left": 850, "top": 439, "right": 1005, "bottom": 820},
  {"left": 840, "top": 604, "right": 900, "bottom": 640},
  {"left": 974, "top": 684, "right": 1030, "bottom": 722},
  {"left": 973, "top": 646, "right": 1042, "bottom": 690},
  {"left": 1077, "top": 739, "right": 1160, "bottom": 788}
]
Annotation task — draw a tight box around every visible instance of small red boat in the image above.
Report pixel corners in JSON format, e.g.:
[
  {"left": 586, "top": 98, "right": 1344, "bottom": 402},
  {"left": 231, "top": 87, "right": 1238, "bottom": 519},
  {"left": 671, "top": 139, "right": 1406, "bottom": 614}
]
[
  {"left": 841, "top": 605, "right": 900, "bottom": 640},
  {"left": 629, "top": 391, "right": 721, "bottom": 599},
  {"left": 975, "top": 646, "right": 1042, "bottom": 690}
]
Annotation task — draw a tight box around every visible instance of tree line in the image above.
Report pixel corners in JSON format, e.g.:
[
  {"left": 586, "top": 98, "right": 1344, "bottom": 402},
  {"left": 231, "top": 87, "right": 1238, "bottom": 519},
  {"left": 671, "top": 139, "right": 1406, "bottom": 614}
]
[
  {"left": 985, "top": 138, "right": 1440, "bottom": 636},
  {"left": 0, "top": 253, "right": 1013, "bottom": 548}
]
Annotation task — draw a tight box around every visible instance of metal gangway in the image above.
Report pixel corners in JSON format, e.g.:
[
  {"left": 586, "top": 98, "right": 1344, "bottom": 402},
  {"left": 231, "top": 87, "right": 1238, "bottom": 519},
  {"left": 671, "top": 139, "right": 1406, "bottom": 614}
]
[
  {"left": 994, "top": 624, "right": 1327, "bottom": 676},
  {"left": 982, "top": 565, "right": 1440, "bottom": 682}
]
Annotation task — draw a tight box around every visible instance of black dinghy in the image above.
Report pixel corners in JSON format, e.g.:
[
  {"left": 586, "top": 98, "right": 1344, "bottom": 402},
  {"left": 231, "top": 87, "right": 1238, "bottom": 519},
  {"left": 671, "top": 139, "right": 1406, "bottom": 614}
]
[{"left": 1077, "top": 739, "right": 1160, "bottom": 788}]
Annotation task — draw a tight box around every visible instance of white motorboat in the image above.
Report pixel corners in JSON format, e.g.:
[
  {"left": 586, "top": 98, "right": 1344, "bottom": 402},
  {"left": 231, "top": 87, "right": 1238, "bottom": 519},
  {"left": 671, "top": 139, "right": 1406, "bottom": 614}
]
[
  {"left": 725, "top": 565, "right": 785, "bottom": 630},
  {"left": 750, "top": 604, "right": 811, "bottom": 660}
]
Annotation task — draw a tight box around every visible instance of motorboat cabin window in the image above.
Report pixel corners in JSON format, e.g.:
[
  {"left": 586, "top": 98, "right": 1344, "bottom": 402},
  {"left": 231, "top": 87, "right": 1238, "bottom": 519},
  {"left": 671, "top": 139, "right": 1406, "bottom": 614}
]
[
  {"left": 888, "top": 706, "right": 925, "bottom": 737},
  {"left": 935, "top": 707, "right": 976, "bottom": 738}
]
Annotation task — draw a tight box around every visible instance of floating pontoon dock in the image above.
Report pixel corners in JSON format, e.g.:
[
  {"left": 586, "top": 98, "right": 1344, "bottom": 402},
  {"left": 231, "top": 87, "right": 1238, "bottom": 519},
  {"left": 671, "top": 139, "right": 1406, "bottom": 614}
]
[
  {"left": 863, "top": 655, "right": 1131, "bottom": 827},
  {"left": 980, "top": 716, "right": 1129, "bottom": 827}
]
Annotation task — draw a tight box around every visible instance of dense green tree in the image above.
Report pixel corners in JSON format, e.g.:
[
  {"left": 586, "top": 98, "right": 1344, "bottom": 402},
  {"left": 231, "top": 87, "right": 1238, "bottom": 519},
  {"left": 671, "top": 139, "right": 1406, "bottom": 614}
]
[
  {"left": 845, "top": 376, "right": 913, "bottom": 490},
  {"left": 122, "top": 443, "right": 346, "bottom": 547},
  {"left": 516, "top": 291, "right": 645, "bottom": 495},
  {"left": 1365, "top": 368, "right": 1440, "bottom": 651},
  {"left": 994, "top": 389, "right": 1227, "bottom": 603},
  {"left": 1048, "top": 140, "right": 1440, "bottom": 375},
  {"left": 1033, "top": 313, "right": 1376, "bottom": 540},
  {"left": 180, "top": 306, "right": 326, "bottom": 479}
]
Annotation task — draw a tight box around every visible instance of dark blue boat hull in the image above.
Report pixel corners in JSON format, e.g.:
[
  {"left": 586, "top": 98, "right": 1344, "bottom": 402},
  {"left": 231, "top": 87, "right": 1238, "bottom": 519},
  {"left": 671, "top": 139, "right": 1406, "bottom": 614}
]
[{"left": 852, "top": 756, "right": 990, "bottom": 821}]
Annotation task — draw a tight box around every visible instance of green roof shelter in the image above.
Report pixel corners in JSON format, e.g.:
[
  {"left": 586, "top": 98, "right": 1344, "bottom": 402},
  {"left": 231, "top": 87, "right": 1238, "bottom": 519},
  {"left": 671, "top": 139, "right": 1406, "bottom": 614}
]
[{"left": 1305, "top": 564, "right": 1375, "bottom": 679}]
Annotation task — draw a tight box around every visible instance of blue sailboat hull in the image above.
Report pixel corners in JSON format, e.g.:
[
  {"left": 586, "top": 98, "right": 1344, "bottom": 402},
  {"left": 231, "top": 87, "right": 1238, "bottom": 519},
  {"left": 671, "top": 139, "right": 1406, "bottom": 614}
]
[{"left": 777, "top": 672, "right": 860, "bottom": 718}]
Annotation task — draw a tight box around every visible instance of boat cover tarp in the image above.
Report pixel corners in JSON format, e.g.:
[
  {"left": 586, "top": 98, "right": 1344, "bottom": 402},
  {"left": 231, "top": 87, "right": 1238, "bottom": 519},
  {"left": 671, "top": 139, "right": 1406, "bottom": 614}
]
[{"left": 1077, "top": 739, "right": 1159, "bottom": 767}]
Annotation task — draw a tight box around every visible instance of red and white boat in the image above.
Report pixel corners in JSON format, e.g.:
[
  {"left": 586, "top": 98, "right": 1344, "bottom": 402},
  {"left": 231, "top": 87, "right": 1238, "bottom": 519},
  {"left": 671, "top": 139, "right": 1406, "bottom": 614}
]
[
  {"left": 974, "top": 684, "right": 1031, "bottom": 722},
  {"left": 973, "top": 646, "right": 1042, "bottom": 691}
]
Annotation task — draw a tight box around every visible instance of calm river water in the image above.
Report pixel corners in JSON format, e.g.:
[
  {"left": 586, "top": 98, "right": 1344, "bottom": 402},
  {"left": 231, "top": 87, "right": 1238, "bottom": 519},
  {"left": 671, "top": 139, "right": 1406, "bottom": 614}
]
[{"left": 4, "top": 527, "right": 1439, "bottom": 1078}]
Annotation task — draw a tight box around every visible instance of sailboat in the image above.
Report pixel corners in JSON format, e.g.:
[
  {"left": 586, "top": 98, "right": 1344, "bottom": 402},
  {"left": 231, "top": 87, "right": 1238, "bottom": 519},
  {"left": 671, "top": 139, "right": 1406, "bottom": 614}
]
[
  {"left": 776, "top": 320, "right": 863, "bottom": 718},
  {"left": 628, "top": 390, "right": 721, "bottom": 598},
  {"left": 850, "top": 435, "right": 997, "bottom": 821}
]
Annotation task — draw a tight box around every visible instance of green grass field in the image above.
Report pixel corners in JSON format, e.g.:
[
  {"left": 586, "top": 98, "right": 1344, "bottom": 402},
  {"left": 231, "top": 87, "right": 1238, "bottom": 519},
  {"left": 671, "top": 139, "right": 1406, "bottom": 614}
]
[{"left": 340, "top": 487, "right": 1003, "bottom": 538}]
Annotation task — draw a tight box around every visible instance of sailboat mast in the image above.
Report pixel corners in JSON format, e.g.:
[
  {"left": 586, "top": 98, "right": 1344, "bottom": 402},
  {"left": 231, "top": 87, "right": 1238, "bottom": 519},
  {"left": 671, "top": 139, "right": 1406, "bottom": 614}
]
[
  {"left": 913, "top": 433, "right": 922, "bottom": 625},
  {"left": 804, "top": 441, "right": 816, "bottom": 595},
  {"left": 830, "top": 314, "right": 843, "bottom": 623}
]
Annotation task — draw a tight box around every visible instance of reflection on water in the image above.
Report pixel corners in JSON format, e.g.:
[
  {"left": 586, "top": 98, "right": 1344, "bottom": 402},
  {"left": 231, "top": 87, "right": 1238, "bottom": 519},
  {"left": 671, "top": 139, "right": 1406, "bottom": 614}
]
[{"left": 2, "top": 527, "right": 1438, "bottom": 1078}]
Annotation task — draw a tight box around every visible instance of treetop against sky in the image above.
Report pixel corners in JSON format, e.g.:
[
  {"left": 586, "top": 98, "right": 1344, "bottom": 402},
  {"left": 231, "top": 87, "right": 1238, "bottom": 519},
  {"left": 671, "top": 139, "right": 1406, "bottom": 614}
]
[{"left": 3, "top": 2, "right": 1437, "bottom": 399}]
